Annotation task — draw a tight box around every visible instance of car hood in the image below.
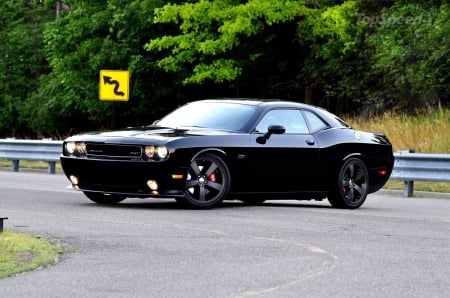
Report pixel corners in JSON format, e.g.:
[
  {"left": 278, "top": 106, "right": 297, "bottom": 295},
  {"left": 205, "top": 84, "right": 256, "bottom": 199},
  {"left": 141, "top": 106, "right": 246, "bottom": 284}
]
[{"left": 66, "top": 126, "right": 238, "bottom": 143}]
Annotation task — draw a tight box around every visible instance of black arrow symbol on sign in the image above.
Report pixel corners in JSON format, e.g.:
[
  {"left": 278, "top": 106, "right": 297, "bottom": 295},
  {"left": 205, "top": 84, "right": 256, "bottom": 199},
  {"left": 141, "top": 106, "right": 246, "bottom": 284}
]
[{"left": 103, "top": 76, "right": 125, "bottom": 96}]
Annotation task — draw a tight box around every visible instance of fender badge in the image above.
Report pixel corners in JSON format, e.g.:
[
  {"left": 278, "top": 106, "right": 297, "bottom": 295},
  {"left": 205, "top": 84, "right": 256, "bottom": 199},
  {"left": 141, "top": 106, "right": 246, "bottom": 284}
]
[{"left": 355, "top": 132, "right": 362, "bottom": 141}]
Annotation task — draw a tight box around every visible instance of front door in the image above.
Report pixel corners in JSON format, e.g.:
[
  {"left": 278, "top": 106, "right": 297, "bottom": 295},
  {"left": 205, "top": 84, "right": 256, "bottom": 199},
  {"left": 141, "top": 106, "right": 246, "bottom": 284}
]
[{"left": 244, "top": 109, "right": 320, "bottom": 193}]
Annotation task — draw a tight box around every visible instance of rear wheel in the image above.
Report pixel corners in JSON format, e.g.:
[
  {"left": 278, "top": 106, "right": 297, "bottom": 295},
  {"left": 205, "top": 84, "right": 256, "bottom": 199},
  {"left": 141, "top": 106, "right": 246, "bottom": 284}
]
[
  {"left": 181, "top": 153, "right": 230, "bottom": 209},
  {"left": 83, "top": 192, "right": 127, "bottom": 205},
  {"left": 328, "top": 158, "right": 369, "bottom": 209}
]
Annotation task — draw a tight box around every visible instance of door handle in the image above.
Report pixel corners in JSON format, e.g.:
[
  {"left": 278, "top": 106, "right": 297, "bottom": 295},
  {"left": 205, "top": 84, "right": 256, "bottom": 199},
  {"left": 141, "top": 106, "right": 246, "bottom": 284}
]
[{"left": 306, "top": 139, "right": 315, "bottom": 145}]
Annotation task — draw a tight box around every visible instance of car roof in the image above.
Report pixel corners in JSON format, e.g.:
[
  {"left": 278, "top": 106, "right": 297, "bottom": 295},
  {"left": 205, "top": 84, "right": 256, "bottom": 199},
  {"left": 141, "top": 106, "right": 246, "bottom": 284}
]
[
  {"left": 193, "top": 98, "right": 349, "bottom": 128},
  {"left": 195, "top": 98, "right": 330, "bottom": 115},
  {"left": 196, "top": 98, "right": 313, "bottom": 108}
]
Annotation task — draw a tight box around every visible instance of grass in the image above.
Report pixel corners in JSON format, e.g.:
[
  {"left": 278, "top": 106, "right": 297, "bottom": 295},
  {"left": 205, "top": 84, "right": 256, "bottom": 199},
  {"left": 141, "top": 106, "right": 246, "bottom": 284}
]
[
  {"left": 383, "top": 180, "right": 450, "bottom": 193},
  {"left": 0, "top": 230, "right": 63, "bottom": 279},
  {"left": 0, "top": 159, "right": 62, "bottom": 171},
  {"left": 348, "top": 108, "right": 450, "bottom": 153}
]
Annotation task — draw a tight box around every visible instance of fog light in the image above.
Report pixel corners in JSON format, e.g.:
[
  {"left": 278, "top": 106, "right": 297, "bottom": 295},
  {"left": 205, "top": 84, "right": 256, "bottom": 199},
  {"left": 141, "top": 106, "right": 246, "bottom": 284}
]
[
  {"left": 70, "top": 175, "right": 79, "bottom": 185},
  {"left": 147, "top": 180, "right": 158, "bottom": 191}
]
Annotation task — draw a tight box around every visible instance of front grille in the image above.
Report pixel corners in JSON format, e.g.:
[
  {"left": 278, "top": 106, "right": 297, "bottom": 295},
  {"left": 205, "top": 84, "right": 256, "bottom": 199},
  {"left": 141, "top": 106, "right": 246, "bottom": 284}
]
[{"left": 86, "top": 143, "right": 142, "bottom": 160}]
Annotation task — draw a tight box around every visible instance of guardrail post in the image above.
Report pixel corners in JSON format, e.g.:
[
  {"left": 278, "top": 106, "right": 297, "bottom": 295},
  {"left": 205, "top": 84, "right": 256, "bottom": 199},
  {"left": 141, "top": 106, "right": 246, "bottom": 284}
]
[
  {"left": 12, "top": 160, "right": 19, "bottom": 172},
  {"left": 402, "top": 149, "right": 415, "bottom": 197},
  {"left": 404, "top": 180, "right": 414, "bottom": 197},
  {"left": 0, "top": 217, "right": 7, "bottom": 233},
  {"left": 48, "top": 161, "right": 56, "bottom": 174}
]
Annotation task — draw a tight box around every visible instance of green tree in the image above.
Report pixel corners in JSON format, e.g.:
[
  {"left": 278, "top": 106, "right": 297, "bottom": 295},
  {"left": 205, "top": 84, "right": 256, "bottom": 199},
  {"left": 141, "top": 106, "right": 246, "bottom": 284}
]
[
  {"left": 145, "top": 0, "right": 378, "bottom": 108},
  {"left": 366, "top": 2, "right": 450, "bottom": 111},
  {"left": 298, "top": 1, "right": 364, "bottom": 111},
  {"left": 147, "top": 0, "right": 449, "bottom": 114},
  {"left": 1, "top": 0, "right": 448, "bottom": 137},
  {"left": 146, "top": 0, "right": 310, "bottom": 98},
  {"left": 26, "top": 0, "right": 184, "bottom": 136},
  {"left": 0, "top": 0, "right": 54, "bottom": 137}
]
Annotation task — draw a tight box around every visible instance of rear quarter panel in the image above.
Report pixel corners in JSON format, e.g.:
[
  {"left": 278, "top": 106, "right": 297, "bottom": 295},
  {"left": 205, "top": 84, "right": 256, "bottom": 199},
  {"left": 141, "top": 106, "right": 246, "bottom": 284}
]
[{"left": 313, "top": 128, "right": 394, "bottom": 192}]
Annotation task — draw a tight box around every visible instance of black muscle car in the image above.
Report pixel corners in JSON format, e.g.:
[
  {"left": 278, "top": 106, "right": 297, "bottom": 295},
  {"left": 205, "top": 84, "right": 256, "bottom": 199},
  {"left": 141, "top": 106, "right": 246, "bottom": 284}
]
[{"left": 60, "top": 99, "right": 394, "bottom": 209}]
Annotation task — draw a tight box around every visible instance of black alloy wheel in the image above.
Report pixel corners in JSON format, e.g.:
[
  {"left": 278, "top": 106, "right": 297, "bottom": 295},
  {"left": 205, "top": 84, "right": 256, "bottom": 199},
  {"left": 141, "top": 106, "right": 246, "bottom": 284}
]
[
  {"left": 182, "top": 153, "right": 231, "bottom": 209},
  {"left": 328, "top": 157, "right": 369, "bottom": 209},
  {"left": 83, "top": 191, "right": 127, "bottom": 204}
]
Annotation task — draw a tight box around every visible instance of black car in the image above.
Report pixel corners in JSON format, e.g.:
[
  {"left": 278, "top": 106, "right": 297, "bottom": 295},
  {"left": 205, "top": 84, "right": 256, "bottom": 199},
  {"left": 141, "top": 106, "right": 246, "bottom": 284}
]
[{"left": 60, "top": 99, "right": 394, "bottom": 209}]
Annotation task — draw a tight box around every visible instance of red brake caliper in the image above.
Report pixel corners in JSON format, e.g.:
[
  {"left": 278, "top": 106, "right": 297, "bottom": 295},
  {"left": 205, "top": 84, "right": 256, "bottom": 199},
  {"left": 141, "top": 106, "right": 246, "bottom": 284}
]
[{"left": 208, "top": 173, "right": 216, "bottom": 182}]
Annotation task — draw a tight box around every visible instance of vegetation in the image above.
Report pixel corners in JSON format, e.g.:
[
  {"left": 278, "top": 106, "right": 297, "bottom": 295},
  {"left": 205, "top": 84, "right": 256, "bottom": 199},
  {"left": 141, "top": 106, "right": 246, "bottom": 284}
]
[
  {"left": 0, "top": 159, "right": 62, "bottom": 171},
  {"left": 348, "top": 109, "right": 450, "bottom": 153},
  {"left": 384, "top": 180, "right": 450, "bottom": 194},
  {"left": 0, "top": 230, "right": 63, "bottom": 279},
  {"left": 0, "top": 0, "right": 448, "bottom": 138}
]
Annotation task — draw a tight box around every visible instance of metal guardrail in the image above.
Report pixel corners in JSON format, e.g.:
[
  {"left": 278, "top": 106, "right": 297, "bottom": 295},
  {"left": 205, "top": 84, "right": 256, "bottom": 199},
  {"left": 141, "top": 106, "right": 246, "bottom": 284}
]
[
  {"left": 1, "top": 140, "right": 450, "bottom": 196},
  {"left": 0, "top": 139, "right": 63, "bottom": 174},
  {"left": 390, "top": 150, "right": 450, "bottom": 197}
]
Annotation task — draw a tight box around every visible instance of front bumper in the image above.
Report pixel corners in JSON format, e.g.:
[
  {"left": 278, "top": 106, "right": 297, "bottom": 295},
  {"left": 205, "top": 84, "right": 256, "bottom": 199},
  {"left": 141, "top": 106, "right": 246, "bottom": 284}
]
[{"left": 60, "top": 156, "right": 188, "bottom": 198}]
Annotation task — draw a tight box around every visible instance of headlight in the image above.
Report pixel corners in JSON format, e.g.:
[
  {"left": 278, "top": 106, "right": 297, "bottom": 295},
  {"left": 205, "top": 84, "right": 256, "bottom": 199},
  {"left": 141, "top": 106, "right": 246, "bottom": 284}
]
[
  {"left": 64, "top": 141, "right": 86, "bottom": 157},
  {"left": 156, "top": 146, "right": 169, "bottom": 159},
  {"left": 65, "top": 142, "right": 76, "bottom": 154},
  {"left": 144, "top": 146, "right": 169, "bottom": 160},
  {"left": 144, "top": 146, "right": 155, "bottom": 158},
  {"left": 76, "top": 142, "right": 86, "bottom": 155}
]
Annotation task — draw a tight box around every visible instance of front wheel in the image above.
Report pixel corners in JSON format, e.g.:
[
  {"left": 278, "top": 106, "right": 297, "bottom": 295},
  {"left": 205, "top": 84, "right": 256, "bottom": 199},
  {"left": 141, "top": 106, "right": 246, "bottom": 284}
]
[
  {"left": 328, "top": 158, "right": 369, "bottom": 209},
  {"left": 180, "top": 153, "right": 231, "bottom": 209},
  {"left": 83, "top": 192, "right": 127, "bottom": 205}
]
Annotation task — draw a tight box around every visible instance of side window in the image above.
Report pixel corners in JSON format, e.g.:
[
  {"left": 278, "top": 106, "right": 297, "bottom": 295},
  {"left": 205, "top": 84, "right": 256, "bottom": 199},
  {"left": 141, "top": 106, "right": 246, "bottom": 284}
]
[
  {"left": 303, "top": 110, "right": 328, "bottom": 133},
  {"left": 255, "top": 109, "right": 309, "bottom": 134}
]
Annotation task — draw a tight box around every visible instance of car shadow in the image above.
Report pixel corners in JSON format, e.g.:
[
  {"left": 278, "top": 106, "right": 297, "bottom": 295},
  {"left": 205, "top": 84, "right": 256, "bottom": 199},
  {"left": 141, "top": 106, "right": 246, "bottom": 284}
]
[
  {"left": 80, "top": 198, "right": 333, "bottom": 210},
  {"left": 252, "top": 200, "right": 333, "bottom": 209}
]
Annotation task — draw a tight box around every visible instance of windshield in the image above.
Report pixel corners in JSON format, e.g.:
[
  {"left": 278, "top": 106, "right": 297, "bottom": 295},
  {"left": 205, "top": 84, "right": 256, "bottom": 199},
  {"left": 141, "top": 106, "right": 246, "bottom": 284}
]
[{"left": 157, "top": 101, "right": 257, "bottom": 132}]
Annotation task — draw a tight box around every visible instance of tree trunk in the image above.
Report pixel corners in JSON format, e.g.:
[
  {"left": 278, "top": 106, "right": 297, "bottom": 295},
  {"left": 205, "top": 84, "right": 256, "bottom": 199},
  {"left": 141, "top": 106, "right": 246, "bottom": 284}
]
[
  {"left": 56, "top": 0, "right": 61, "bottom": 18},
  {"left": 305, "top": 85, "right": 314, "bottom": 105}
]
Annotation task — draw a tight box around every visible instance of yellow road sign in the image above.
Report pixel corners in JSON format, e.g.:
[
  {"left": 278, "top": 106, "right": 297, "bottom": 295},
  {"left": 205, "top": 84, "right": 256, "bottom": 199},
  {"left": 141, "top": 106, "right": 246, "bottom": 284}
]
[{"left": 99, "top": 70, "right": 129, "bottom": 101}]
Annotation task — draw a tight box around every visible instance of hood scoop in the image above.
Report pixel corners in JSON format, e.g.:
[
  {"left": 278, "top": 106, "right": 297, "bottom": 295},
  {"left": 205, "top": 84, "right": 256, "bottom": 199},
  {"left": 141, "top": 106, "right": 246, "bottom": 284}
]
[{"left": 173, "top": 127, "right": 189, "bottom": 134}]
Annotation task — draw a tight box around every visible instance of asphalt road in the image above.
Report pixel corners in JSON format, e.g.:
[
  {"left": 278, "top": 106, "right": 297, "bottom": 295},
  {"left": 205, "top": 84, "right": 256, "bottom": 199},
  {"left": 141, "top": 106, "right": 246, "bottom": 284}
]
[{"left": 0, "top": 170, "right": 449, "bottom": 298}]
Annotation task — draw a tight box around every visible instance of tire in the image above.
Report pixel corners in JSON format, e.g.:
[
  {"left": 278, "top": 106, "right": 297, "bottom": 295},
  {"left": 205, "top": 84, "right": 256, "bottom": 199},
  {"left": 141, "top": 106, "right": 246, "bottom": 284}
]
[
  {"left": 83, "top": 192, "right": 127, "bottom": 205},
  {"left": 328, "top": 157, "right": 369, "bottom": 209},
  {"left": 181, "top": 153, "right": 231, "bottom": 209}
]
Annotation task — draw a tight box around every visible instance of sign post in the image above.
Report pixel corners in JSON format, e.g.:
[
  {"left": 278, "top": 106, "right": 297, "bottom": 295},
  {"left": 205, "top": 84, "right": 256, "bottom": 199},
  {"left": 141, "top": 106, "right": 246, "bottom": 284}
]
[{"left": 99, "top": 70, "right": 130, "bottom": 128}]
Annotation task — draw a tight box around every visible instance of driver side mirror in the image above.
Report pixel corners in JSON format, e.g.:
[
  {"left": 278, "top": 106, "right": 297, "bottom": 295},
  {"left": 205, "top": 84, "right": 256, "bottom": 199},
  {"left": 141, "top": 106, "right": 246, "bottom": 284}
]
[{"left": 256, "top": 124, "right": 286, "bottom": 144}]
